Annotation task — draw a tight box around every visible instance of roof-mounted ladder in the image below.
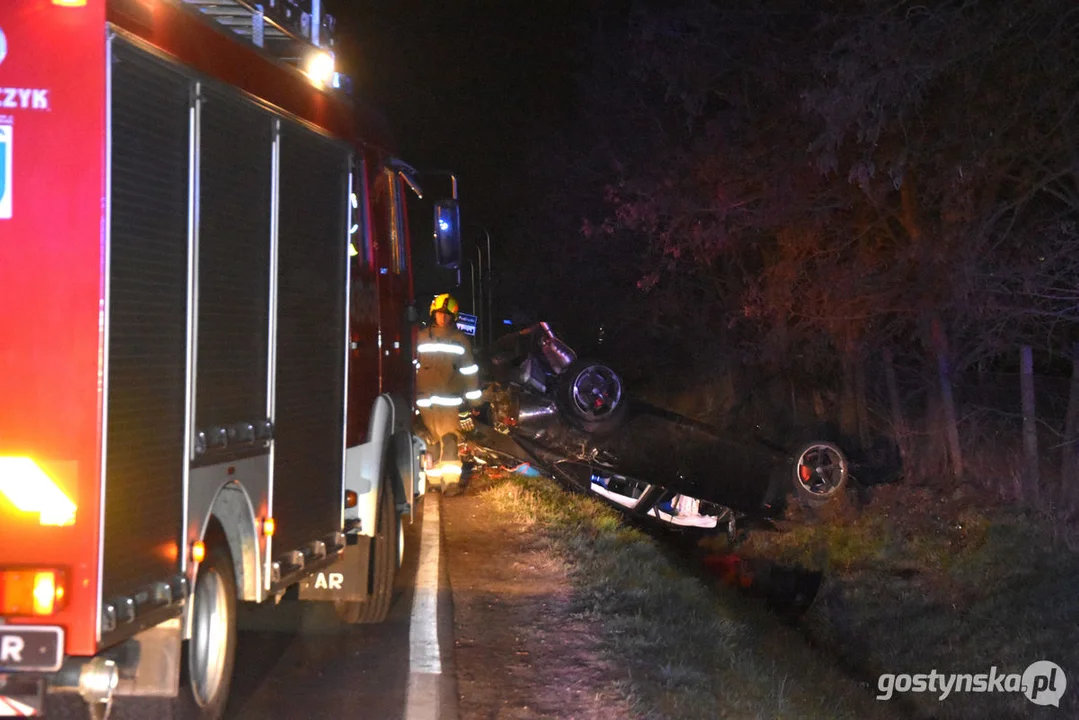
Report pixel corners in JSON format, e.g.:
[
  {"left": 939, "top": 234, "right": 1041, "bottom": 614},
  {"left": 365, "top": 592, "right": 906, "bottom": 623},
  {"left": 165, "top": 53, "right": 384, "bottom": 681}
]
[{"left": 180, "top": 0, "right": 349, "bottom": 90}]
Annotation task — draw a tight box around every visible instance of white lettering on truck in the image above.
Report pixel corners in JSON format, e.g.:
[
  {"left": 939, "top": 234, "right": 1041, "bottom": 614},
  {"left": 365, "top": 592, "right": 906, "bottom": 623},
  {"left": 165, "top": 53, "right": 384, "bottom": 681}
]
[
  {"left": 1, "top": 635, "right": 24, "bottom": 663},
  {"left": 1, "top": 88, "right": 49, "bottom": 111},
  {"left": 313, "top": 572, "right": 344, "bottom": 590}
]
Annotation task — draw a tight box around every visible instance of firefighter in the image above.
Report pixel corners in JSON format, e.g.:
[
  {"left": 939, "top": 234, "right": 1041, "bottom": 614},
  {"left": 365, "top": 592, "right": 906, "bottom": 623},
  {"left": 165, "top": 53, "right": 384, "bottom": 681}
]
[{"left": 416, "top": 293, "right": 482, "bottom": 495}]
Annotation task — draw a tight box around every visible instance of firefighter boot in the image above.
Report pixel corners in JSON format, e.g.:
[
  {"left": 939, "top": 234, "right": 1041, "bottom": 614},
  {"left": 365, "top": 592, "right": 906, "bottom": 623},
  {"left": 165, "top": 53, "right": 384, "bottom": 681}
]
[{"left": 438, "top": 432, "right": 464, "bottom": 496}]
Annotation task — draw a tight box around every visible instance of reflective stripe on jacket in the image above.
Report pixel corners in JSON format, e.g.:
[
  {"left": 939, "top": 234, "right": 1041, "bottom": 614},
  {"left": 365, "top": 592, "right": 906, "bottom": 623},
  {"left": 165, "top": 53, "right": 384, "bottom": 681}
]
[{"left": 415, "top": 323, "right": 481, "bottom": 407}]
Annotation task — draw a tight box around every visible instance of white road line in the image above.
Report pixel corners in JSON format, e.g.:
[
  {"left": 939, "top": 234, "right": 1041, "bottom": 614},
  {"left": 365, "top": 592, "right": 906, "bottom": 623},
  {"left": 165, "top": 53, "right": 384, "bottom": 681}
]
[{"left": 404, "top": 493, "right": 442, "bottom": 719}]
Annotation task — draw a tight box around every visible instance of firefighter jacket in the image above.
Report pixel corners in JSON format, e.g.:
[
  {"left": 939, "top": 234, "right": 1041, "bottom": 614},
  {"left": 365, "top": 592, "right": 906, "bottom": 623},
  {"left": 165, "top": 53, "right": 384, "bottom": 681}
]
[{"left": 415, "top": 323, "right": 482, "bottom": 409}]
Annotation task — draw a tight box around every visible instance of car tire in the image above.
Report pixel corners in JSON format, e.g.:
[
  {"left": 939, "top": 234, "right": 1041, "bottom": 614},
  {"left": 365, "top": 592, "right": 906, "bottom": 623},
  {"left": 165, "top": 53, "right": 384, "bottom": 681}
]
[
  {"left": 791, "top": 441, "right": 849, "bottom": 508},
  {"left": 554, "top": 358, "right": 628, "bottom": 435}
]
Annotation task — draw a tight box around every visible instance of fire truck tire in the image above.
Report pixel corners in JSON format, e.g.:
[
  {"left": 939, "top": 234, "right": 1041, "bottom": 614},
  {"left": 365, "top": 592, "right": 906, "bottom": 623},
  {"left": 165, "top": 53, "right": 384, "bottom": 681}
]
[
  {"left": 177, "top": 540, "right": 238, "bottom": 719},
  {"left": 93, "top": 540, "right": 238, "bottom": 720},
  {"left": 334, "top": 483, "right": 398, "bottom": 624}
]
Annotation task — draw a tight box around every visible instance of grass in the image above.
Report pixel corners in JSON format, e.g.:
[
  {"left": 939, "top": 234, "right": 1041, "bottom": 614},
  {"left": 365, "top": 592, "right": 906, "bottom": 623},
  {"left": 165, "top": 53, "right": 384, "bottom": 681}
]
[
  {"left": 473, "top": 470, "right": 908, "bottom": 720},
  {"left": 729, "top": 483, "right": 1079, "bottom": 720}
]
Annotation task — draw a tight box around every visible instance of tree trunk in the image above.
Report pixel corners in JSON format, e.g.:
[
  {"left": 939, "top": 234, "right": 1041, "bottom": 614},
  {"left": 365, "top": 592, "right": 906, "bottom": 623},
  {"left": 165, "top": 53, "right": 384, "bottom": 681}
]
[
  {"left": 840, "top": 349, "right": 858, "bottom": 446},
  {"left": 1020, "top": 345, "right": 1040, "bottom": 507},
  {"left": 854, "top": 346, "right": 871, "bottom": 450},
  {"left": 790, "top": 378, "right": 799, "bottom": 429},
  {"left": 937, "top": 354, "right": 964, "bottom": 484},
  {"left": 883, "top": 348, "right": 909, "bottom": 477},
  {"left": 1062, "top": 343, "right": 1079, "bottom": 516},
  {"left": 931, "top": 317, "right": 964, "bottom": 483},
  {"left": 924, "top": 392, "right": 945, "bottom": 483}
]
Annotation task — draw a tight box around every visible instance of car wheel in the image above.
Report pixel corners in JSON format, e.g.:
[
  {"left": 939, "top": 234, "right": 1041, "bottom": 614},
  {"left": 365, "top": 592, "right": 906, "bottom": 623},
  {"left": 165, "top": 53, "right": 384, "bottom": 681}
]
[
  {"left": 792, "top": 441, "right": 848, "bottom": 508},
  {"left": 555, "top": 359, "right": 628, "bottom": 434}
]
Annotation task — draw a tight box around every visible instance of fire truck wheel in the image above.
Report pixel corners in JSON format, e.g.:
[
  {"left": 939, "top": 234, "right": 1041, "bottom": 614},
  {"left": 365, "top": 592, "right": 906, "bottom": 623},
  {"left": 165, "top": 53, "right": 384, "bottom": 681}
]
[
  {"left": 178, "top": 540, "right": 238, "bottom": 719},
  {"left": 334, "top": 483, "right": 398, "bottom": 624}
]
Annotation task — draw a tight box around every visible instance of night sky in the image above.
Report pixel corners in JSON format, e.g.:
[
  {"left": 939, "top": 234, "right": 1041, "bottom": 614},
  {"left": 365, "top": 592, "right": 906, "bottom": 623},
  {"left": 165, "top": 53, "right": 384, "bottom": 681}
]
[{"left": 332, "top": 1, "right": 587, "bottom": 308}]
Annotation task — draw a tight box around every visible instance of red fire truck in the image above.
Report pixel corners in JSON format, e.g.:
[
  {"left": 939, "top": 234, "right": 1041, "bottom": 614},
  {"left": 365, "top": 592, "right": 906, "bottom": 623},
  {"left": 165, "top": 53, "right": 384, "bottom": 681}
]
[{"left": 0, "top": 0, "right": 462, "bottom": 716}]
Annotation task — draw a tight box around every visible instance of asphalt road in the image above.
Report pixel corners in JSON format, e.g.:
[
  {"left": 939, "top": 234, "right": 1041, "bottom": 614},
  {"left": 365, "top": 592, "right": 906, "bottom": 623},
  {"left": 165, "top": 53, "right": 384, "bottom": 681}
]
[
  {"left": 224, "top": 494, "right": 456, "bottom": 720},
  {"left": 37, "top": 495, "right": 454, "bottom": 720}
]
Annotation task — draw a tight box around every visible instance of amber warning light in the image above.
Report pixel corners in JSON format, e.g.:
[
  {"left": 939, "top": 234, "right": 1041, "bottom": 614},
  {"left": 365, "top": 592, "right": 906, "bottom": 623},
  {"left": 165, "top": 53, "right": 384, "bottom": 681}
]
[
  {"left": 52, "top": 0, "right": 89, "bottom": 6},
  {"left": 0, "top": 569, "right": 68, "bottom": 616}
]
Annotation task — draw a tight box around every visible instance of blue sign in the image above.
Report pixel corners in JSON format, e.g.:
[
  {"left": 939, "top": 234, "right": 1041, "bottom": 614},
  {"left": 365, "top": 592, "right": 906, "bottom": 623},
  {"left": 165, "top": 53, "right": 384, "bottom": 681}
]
[{"left": 456, "top": 312, "right": 477, "bottom": 336}]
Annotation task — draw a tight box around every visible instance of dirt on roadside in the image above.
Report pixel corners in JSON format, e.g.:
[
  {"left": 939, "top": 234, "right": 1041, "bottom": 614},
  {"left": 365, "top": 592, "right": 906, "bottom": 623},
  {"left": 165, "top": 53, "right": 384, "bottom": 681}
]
[{"left": 439, "top": 471, "right": 634, "bottom": 720}]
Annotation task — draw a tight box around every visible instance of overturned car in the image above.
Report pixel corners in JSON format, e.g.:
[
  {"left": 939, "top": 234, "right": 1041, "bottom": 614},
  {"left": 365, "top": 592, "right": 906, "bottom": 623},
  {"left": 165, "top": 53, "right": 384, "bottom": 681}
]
[{"left": 470, "top": 322, "right": 862, "bottom": 535}]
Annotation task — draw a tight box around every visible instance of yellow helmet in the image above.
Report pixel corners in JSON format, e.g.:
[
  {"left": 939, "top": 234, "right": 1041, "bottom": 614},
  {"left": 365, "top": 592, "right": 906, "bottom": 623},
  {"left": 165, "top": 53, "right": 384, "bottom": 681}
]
[{"left": 430, "top": 293, "right": 459, "bottom": 317}]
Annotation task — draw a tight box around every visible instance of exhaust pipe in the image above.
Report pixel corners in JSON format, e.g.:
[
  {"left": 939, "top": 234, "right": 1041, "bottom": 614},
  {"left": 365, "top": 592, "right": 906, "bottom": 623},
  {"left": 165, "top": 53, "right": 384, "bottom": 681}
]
[{"left": 516, "top": 397, "right": 558, "bottom": 425}]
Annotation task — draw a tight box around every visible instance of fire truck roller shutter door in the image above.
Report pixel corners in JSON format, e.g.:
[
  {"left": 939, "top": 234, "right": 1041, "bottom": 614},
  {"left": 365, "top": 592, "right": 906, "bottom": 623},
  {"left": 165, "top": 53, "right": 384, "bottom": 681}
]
[
  {"left": 270, "top": 118, "right": 351, "bottom": 553},
  {"left": 102, "top": 37, "right": 193, "bottom": 601}
]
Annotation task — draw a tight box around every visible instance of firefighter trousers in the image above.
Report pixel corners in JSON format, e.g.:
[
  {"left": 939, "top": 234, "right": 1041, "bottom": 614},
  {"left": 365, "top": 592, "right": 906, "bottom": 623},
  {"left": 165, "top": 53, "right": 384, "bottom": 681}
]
[{"left": 419, "top": 405, "right": 463, "bottom": 488}]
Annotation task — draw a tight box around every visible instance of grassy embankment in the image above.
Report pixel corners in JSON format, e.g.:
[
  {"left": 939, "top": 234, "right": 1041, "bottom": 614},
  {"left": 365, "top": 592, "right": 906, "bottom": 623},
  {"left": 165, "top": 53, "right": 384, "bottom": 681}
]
[
  {"left": 474, "top": 470, "right": 906, "bottom": 720},
  {"left": 725, "top": 483, "right": 1079, "bottom": 720},
  {"left": 626, "top": 364, "right": 1079, "bottom": 718}
]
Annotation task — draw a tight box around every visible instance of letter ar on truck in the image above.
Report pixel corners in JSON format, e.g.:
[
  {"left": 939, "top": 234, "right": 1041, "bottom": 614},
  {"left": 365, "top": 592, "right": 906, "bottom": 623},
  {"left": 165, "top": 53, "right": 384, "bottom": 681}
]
[{"left": 0, "top": 1, "right": 463, "bottom": 717}]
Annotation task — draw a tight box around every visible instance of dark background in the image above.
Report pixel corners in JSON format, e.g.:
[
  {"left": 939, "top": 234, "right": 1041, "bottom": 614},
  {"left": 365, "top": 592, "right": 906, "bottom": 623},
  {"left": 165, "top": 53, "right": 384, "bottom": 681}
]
[
  {"left": 332, "top": 0, "right": 590, "bottom": 329},
  {"left": 309, "top": 1, "right": 1079, "bottom": 528}
]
